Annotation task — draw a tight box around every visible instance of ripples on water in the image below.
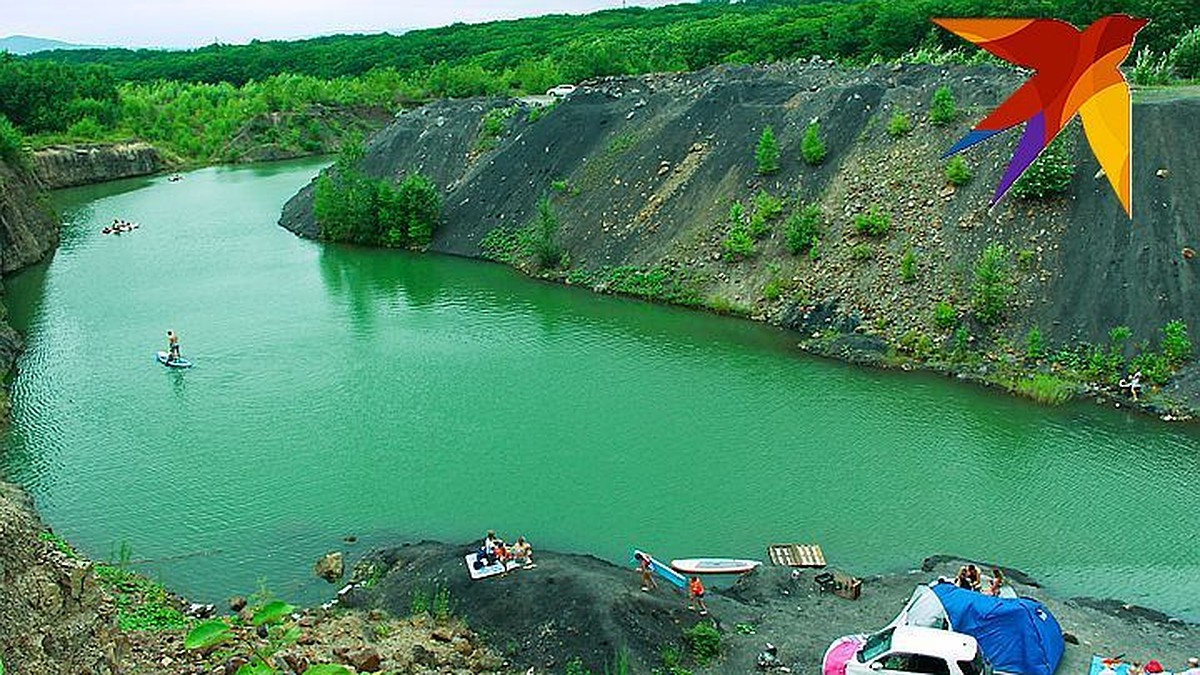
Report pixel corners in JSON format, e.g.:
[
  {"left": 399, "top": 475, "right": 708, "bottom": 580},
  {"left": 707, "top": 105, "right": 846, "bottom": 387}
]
[{"left": 2, "top": 159, "right": 1198, "bottom": 617}]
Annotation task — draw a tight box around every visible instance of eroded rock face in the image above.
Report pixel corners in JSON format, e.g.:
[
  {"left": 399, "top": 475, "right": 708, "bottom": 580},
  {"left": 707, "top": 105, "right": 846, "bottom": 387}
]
[
  {"left": 31, "top": 142, "right": 163, "bottom": 189},
  {"left": 0, "top": 157, "right": 59, "bottom": 274},
  {"left": 0, "top": 484, "right": 123, "bottom": 675}
]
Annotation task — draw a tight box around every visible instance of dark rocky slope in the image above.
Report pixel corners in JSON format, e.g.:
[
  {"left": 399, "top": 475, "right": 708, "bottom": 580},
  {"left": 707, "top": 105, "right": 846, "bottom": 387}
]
[{"left": 280, "top": 62, "right": 1199, "bottom": 402}]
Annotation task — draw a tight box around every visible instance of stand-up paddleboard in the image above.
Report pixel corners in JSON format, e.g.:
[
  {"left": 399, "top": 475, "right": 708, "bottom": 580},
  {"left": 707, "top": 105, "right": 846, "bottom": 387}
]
[
  {"left": 464, "top": 552, "right": 521, "bottom": 580},
  {"left": 633, "top": 549, "right": 687, "bottom": 590},
  {"left": 156, "top": 351, "right": 193, "bottom": 368},
  {"left": 670, "top": 558, "right": 762, "bottom": 575}
]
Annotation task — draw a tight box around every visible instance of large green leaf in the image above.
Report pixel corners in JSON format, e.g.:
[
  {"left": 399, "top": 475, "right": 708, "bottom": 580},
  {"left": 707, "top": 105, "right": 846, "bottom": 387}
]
[
  {"left": 183, "top": 619, "right": 233, "bottom": 650},
  {"left": 235, "top": 662, "right": 276, "bottom": 675},
  {"left": 302, "top": 665, "right": 353, "bottom": 675},
  {"left": 252, "top": 600, "right": 296, "bottom": 626}
]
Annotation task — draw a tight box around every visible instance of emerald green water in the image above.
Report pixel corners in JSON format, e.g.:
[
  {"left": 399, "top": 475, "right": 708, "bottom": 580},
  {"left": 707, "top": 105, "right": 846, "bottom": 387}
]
[{"left": 3, "top": 158, "right": 1198, "bottom": 617}]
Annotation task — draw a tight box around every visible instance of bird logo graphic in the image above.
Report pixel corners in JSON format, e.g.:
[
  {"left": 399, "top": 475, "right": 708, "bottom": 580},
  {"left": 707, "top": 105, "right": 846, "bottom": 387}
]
[{"left": 934, "top": 15, "right": 1148, "bottom": 217}]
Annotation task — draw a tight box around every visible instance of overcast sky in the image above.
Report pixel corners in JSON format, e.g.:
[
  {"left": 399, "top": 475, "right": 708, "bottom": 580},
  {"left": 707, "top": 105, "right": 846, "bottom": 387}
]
[{"left": 8, "top": 0, "right": 688, "bottom": 49}]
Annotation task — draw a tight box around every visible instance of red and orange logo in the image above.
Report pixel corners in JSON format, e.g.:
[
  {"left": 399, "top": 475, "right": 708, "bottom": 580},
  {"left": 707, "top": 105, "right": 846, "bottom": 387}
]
[{"left": 935, "top": 15, "right": 1147, "bottom": 217}]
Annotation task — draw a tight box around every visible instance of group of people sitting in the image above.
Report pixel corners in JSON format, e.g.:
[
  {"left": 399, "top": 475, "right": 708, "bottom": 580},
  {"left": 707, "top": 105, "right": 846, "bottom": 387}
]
[
  {"left": 476, "top": 530, "right": 535, "bottom": 569},
  {"left": 1104, "top": 657, "right": 1200, "bottom": 675},
  {"left": 102, "top": 218, "right": 139, "bottom": 235},
  {"left": 952, "top": 564, "right": 1008, "bottom": 596}
]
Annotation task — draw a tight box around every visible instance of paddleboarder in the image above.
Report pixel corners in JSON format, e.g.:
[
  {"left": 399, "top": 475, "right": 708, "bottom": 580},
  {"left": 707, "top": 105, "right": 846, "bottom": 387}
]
[{"left": 166, "top": 330, "right": 181, "bottom": 363}]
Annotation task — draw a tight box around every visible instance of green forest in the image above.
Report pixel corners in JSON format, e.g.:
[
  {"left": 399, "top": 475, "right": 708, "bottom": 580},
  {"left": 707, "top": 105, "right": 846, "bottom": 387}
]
[{"left": 2, "top": 0, "right": 1198, "bottom": 165}]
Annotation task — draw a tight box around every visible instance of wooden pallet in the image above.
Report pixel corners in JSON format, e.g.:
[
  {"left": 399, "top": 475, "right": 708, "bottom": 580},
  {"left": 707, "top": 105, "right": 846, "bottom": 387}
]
[{"left": 768, "top": 543, "right": 826, "bottom": 568}]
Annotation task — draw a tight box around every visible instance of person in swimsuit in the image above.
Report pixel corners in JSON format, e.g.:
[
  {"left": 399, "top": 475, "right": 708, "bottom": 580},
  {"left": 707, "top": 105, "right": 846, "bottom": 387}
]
[{"left": 166, "top": 330, "right": 181, "bottom": 362}]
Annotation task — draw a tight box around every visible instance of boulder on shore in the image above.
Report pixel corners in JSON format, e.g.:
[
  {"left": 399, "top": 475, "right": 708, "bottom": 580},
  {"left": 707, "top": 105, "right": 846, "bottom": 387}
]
[{"left": 314, "top": 551, "right": 345, "bottom": 583}]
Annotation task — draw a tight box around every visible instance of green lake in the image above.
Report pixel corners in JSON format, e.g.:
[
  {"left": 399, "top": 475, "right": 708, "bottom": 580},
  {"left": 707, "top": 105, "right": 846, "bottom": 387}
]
[{"left": 3, "top": 158, "right": 1197, "bottom": 618}]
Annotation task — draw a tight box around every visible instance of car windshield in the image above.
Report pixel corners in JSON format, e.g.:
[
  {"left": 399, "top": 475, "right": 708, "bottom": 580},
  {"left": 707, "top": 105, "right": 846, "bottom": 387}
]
[{"left": 858, "top": 628, "right": 895, "bottom": 663}]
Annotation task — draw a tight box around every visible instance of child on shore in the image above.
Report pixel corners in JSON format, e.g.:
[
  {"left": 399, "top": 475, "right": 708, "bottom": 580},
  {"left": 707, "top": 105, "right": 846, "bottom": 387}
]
[{"left": 688, "top": 576, "right": 708, "bottom": 615}]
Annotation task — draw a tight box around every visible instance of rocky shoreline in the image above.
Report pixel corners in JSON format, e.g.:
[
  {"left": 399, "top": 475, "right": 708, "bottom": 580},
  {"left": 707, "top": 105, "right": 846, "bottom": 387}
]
[
  {"left": 2, "top": 483, "right": 1198, "bottom": 675},
  {"left": 333, "top": 541, "right": 1198, "bottom": 674}
]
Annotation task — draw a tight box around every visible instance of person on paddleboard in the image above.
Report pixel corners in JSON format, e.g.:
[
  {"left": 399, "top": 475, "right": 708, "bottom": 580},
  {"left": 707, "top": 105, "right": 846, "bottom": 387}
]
[{"left": 166, "top": 330, "right": 181, "bottom": 363}]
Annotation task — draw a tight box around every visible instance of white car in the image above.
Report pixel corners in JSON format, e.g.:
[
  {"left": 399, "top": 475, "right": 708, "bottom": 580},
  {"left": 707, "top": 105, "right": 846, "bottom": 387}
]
[
  {"left": 824, "top": 626, "right": 994, "bottom": 675},
  {"left": 545, "top": 84, "right": 577, "bottom": 98}
]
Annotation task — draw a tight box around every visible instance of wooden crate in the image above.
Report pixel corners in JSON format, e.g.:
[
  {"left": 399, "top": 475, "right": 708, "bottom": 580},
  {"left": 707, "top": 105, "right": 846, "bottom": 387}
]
[
  {"left": 815, "top": 570, "right": 863, "bottom": 600},
  {"left": 768, "top": 543, "right": 826, "bottom": 568}
]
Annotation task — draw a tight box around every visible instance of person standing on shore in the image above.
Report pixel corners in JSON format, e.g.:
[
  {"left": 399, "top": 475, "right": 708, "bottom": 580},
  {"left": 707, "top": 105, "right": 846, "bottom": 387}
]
[
  {"left": 635, "top": 552, "right": 657, "bottom": 592},
  {"left": 688, "top": 576, "right": 708, "bottom": 615},
  {"left": 1180, "top": 657, "right": 1200, "bottom": 675}
]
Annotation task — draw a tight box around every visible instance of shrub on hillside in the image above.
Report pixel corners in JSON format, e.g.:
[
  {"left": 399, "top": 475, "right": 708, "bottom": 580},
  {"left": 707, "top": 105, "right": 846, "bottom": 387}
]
[
  {"left": 934, "top": 300, "right": 957, "bottom": 330},
  {"left": 899, "top": 247, "right": 917, "bottom": 282},
  {"left": 1026, "top": 326, "right": 1045, "bottom": 360},
  {"left": 756, "top": 125, "right": 780, "bottom": 174},
  {"left": 854, "top": 207, "right": 891, "bottom": 236},
  {"left": 1172, "top": 26, "right": 1200, "bottom": 79},
  {"left": 1161, "top": 319, "right": 1193, "bottom": 365},
  {"left": 785, "top": 203, "right": 823, "bottom": 255},
  {"left": 971, "top": 243, "right": 1012, "bottom": 325},
  {"left": 945, "top": 156, "right": 972, "bottom": 185},
  {"left": 1011, "top": 135, "right": 1074, "bottom": 199},
  {"left": 801, "top": 121, "right": 827, "bottom": 166},
  {"left": 1132, "top": 47, "right": 1173, "bottom": 85},
  {"left": 525, "top": 197, "right": 564, "bottom": 269},
  {"left": 723, "top": 224, "right": 756, "bottom": 260},
  {"left": 315, "top": 138, "right": 442, "bottom": 247},
  {"left": 930, "top": 86, "right": 957, "bottom": 125},
  {"left": 684, "top": 623, "right": 721, "bottom": 666},
  {"left": 0, "top": 114, "right": 25, "bottom": 166},
  {"left": 887, "top": 111, "right": 912, "bottom": 137}
]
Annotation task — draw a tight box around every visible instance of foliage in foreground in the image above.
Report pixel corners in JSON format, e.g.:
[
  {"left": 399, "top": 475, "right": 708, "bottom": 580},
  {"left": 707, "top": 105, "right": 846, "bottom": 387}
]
[{"left": 186, "top": 599, "right": 354, "bottom": 675}]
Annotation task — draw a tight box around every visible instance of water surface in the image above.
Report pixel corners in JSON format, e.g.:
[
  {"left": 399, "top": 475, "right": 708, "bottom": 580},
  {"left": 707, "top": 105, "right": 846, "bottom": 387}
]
[{"left": 4, "top": 158, "right": 1197, "bottom": 617}]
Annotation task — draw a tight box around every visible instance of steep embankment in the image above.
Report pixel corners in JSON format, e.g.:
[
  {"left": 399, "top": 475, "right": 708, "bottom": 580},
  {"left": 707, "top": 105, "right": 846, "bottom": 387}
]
[
  {"left": 0, "top": 154, "right": 59, "bottom": 389},
  {"left": 280, "top": 62, "right": 1200, "bottom": 410},
  {"left": 31, "top": 142, "right": 165, "bottom": 189},
  {"left": 0, "top": 157, "right": 126, "bottom": 673},
  {"left": 0, "top": 484, "right": 124, "bottom": 675}
]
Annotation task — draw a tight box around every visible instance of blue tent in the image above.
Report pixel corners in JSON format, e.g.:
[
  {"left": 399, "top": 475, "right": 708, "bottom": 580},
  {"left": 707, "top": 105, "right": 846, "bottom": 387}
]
[{"left": 930, "top": 581, "right": 1065, "bottom": 675}]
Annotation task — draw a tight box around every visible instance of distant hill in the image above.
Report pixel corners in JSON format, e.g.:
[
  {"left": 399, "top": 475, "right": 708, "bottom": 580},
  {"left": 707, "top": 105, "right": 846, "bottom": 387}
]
[{"left": 0, "top": 35, "right": 96, "bottom": 55}]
